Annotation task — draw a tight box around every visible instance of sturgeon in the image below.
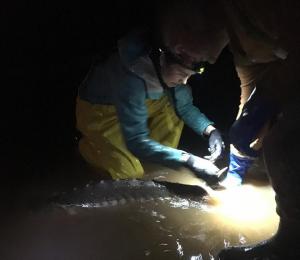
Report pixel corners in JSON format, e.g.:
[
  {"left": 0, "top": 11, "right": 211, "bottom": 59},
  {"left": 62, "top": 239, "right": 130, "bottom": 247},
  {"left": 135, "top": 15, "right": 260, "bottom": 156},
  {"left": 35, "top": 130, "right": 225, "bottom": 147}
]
[{"left": 51, "top": 179, "right": 209, "bottom": 208}]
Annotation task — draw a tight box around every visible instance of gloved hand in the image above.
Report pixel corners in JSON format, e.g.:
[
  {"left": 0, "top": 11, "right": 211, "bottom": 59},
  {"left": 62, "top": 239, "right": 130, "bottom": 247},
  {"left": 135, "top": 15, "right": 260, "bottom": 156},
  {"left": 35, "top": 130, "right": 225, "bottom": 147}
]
[
  {"left": 205, "top": 129, "right": 225, "bottom": 162},
  {"left": 185, "top": 154, "right": 221, "bottom": 184}
]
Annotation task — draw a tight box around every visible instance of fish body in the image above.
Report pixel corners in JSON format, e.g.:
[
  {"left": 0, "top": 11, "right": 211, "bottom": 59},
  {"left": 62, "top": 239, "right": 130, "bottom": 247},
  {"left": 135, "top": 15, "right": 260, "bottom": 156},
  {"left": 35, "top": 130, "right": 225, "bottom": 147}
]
[{"left": 51, "top": 179, "right": 208, "bottom": 207}]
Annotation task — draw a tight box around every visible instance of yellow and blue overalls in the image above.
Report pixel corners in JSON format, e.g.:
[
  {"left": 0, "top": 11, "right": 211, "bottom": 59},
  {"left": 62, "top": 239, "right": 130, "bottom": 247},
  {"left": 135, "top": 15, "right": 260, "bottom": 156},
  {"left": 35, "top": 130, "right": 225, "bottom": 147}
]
[{"left": 76, "top": 30, "right": 214, "bottom": 179}]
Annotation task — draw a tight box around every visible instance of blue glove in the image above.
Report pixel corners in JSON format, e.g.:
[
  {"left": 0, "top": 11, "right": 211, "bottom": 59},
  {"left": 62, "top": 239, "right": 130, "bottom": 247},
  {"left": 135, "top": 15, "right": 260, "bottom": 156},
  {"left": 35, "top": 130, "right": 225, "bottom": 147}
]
[{"left": 205, "top": 129, "right": 225, "bottom": 162}]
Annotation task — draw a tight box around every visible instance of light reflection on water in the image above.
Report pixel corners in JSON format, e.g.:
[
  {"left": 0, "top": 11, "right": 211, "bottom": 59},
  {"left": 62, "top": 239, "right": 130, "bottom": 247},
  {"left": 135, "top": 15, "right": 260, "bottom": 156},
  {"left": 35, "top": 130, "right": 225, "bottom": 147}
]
[
  {"left": 1, "top": 168, "right": 279, "bottom": 260},
  {"left": 29, "top": 186, "right": 277, "bottom": 259}
]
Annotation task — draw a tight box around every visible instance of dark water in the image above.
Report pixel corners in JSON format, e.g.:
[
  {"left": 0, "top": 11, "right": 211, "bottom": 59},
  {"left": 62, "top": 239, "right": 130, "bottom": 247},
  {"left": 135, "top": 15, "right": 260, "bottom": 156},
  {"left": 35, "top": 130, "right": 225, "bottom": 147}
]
[{"left": 0, "top": 162, "right": 278, "bottom": 260}]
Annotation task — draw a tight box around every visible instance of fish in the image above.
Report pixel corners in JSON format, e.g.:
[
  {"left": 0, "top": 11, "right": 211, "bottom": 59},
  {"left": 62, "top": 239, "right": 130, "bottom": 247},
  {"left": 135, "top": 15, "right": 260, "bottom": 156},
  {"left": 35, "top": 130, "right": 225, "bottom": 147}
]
[{"left": 50, "top": 179, "right": 209, "bottom": 208}]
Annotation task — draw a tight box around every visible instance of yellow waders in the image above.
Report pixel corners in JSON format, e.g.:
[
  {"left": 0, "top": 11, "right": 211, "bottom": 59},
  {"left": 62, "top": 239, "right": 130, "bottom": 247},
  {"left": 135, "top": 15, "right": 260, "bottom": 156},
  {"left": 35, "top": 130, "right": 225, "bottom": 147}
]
[{"left": 76, "top": 96, "right": 184, "bottom": 179}]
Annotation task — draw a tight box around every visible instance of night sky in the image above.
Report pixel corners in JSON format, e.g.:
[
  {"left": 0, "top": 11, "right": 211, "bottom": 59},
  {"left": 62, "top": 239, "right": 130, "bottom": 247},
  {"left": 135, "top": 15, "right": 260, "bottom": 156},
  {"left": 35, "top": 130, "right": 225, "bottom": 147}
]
[{"left": 3, "top": 1, "right": 240, "bottom": 204}]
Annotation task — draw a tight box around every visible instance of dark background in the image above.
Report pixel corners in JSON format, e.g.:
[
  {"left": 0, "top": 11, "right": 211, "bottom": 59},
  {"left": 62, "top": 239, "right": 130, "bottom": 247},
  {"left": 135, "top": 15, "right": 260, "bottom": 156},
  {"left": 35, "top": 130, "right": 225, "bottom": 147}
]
[{"left": 2, "top": 1, "right": 240, "bottom": 208}]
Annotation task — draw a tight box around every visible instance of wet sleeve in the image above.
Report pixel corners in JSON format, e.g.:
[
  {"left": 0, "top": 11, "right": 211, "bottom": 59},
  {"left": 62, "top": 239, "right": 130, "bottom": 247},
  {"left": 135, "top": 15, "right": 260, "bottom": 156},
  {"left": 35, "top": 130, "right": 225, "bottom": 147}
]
[
  {"left": 113, "top": 70, "right": 186, "bottom": 168},
  {"left": 173, "top": 85, "right": 214, "bottom": 136}
]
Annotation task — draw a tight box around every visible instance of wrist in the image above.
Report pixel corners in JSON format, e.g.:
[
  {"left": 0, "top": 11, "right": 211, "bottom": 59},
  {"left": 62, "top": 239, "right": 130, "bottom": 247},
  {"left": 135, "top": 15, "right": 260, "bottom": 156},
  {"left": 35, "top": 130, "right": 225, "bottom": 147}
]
[
  {"left": 204, "top": 125, "right": 216, "bottom": 136},
  {"left": 180, "top": 152, "right": 191, "bottom": 163},
  {"left": 186, "top": 154, "right": 196, "bottom": 168}
]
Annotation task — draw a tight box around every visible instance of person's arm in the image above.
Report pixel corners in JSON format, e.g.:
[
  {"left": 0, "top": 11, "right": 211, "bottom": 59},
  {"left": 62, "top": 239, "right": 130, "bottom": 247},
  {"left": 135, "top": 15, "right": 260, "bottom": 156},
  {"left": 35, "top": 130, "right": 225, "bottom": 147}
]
[
  {"left": 172, "top": 85, "right": 214, "bottom": 136},
  {"left": 113, "top": 69, "right": 187, "bottom": 168},
  {"left": 172, "top": 85, "right": 224, "bottom": 161},
  {"left": 235, "top": 65, "right": 258, "bottom": 119},
  {"left": 235, "top": 61, "right": 275, "bottom": 118},
  {"left": 233, "top": 62, "right": 280, "bottom": 153}
]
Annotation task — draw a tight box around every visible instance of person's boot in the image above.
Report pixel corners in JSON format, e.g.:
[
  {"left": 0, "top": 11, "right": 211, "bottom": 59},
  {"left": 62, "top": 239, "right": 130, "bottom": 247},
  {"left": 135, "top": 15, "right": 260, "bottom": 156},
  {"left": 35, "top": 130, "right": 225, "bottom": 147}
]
[
  {"left": 218, "top": 219, "right": 300, "bottom": 259},
  {"left": 219, "top": 152, "right": 254, "bottom": 188}
]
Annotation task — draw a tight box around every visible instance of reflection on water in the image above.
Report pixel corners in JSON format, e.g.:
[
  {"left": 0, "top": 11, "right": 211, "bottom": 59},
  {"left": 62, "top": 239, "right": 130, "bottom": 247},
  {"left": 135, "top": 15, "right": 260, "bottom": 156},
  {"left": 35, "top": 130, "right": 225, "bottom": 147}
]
[
  {"left": 1, "top": 167, "right": 279, "bottom": 260},
  {"left": 208, "top": 185, "right": 278, "bottom": 228}
]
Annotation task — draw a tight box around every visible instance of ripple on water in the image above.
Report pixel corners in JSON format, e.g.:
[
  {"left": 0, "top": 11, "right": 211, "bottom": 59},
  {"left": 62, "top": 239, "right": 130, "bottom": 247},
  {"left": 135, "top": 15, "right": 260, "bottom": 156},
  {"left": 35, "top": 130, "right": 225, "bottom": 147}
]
[{"left": 9, "top": 181, "right": 279, "bottom": 260}]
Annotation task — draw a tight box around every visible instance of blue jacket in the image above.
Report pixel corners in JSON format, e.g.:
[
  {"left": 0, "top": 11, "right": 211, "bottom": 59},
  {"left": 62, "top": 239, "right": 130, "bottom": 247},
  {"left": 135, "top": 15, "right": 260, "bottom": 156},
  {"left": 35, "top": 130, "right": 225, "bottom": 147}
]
[{"left": 78, "top": 30, "right": 214, "bottom": 167}]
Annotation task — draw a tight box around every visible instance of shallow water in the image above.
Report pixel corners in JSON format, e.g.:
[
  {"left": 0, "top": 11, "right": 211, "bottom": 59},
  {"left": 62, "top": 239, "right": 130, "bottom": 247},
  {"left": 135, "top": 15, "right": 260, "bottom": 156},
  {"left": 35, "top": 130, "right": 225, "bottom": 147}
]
[{"left": 0, "top": 166, "right": 279, "bottom": 260}]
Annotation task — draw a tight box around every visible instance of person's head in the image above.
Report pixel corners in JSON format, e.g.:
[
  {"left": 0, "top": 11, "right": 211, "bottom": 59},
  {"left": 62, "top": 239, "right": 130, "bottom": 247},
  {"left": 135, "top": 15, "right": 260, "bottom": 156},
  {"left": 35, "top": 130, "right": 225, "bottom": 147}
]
[
  {"left": 159, "top": 50, "right": 198, "bottom": 87},
  {"left": 157, "top": 0, "right": 229, "bottom": 66}
]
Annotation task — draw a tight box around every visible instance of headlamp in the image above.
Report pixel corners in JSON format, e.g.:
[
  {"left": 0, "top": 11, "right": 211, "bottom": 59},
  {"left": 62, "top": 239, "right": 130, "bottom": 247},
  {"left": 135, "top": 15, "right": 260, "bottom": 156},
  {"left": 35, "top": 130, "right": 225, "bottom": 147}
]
[{"left": 161, "top": 48, "right": 206, "bottom": 74}]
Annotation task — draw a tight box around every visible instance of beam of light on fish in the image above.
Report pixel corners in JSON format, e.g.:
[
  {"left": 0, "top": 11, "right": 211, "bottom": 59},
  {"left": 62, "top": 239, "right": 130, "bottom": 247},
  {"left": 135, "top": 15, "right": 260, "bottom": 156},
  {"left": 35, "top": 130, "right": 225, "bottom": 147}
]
[{"left": 207, "top": 184, "right": 279, "bottom": 229}]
